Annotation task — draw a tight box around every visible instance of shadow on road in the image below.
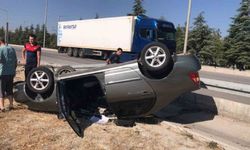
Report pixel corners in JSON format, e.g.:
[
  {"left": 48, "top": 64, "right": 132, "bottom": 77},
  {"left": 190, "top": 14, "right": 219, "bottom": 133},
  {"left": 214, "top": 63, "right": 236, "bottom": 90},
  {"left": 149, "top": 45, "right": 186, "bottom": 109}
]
[{"left": 154, "top": 90, "right": 218, "bottom": 124}]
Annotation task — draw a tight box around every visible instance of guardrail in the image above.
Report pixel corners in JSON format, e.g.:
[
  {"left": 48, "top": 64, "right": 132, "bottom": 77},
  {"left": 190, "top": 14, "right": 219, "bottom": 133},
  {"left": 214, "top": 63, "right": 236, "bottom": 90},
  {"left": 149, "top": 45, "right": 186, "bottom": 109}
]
[{"left": 201, "top": 78, "right": 250, "bottom": 94}]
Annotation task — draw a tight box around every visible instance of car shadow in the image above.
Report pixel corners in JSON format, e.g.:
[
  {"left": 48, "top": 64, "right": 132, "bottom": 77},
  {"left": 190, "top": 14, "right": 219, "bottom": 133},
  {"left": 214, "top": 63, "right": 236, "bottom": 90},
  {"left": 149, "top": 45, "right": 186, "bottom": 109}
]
[{"left": 154, "top": 89, "right": 218, "bottom": 124}]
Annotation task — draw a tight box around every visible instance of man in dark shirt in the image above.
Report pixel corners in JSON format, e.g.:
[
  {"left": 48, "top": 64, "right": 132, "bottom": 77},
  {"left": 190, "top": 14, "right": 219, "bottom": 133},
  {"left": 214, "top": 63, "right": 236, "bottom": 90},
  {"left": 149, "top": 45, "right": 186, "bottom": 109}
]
[
  {"left": 104, "top": 48, "right": 123, "bottom": 116},
  {"left": 22, "top": 34, "right": 41, "bottom": 79},
  {"left": 106, "top": 48, "right": 123, "bottom": 64}
]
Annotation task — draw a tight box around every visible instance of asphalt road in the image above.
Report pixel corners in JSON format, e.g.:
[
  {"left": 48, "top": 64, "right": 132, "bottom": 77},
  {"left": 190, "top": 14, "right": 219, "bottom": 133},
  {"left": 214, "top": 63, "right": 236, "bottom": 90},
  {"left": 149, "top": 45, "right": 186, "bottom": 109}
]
[
  {"left": 199, "top": 71, "right": 250, "bottom": 85},
  {"left": 14, "top": 46, "right": 105, "bottom": 67}
]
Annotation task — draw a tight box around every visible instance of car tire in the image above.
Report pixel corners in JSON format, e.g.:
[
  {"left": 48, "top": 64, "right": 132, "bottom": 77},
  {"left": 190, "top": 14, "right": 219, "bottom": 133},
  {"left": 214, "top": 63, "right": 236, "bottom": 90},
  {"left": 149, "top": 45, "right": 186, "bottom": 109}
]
[
  {"left": 67, "top": 48, "right": 73, "bottom": 57},
  {"left": 55, "top": 66, "right": 75, "bottom": 77},
  {"left": 73, "top": 48, "right": 79, "bottom": 57},
  {"left": 79, "top": 49, "right": 85, "bottom": 58},
  {"left": 26, "top": 67, "right": 54, "bottom": 94},
  {"left": 140, "top": 42, "right": 171, "bottom": 73}
]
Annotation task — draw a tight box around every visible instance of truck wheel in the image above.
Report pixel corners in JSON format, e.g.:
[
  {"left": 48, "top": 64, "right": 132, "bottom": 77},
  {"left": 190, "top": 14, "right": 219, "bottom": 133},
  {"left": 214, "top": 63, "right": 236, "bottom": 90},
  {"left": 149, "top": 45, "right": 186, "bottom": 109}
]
[
  {"left": 102, "top": 51, "right": 110, "bottom": 60},
  {"left": 67, "top": 48, "right": 73, "bottom": 57},
  {"left": 79, "top": 49, "right": 85, "bottom": 58},
  {"left": 73, "top": 48, "right": 79, "bottom": 57},
  {"left": 140, "top": 42, "right": 171, "bottom": 73},
  {"left": 55, "top": 66, "right": 75, "bottom": 77},
  {"left": 26, "top": 67, "right": 54, "bottom": 94},
  {"left": 58, "top": 47, "right": 64, "bottom": 53}
]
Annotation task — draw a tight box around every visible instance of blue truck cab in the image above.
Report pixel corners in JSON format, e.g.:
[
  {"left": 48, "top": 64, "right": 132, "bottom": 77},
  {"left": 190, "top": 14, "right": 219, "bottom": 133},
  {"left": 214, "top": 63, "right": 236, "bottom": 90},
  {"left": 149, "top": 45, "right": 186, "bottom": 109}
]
[{"left": 121, "top": 15, "right": 176, "bottom": 62}]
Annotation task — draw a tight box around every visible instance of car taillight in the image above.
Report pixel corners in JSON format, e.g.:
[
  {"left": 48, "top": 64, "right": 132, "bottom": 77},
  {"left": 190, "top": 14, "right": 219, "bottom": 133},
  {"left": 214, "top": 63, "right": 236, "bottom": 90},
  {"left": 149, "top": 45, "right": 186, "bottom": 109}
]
[{"left": 189, "top": 72, "right": 200, "bottom": 86}]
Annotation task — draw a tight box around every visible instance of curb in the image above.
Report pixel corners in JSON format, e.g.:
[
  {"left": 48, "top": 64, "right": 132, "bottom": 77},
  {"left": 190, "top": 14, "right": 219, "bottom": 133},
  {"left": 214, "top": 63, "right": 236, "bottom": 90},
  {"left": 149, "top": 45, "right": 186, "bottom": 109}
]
[
  {"left": 162, "top": 121, "right": 243, "bottom": 150},
  {"left": 179, "top": 92, "right": 250, "bottom": 123},
  {"left": 197, "top": 96, "right": 250, "bottom": 123}
]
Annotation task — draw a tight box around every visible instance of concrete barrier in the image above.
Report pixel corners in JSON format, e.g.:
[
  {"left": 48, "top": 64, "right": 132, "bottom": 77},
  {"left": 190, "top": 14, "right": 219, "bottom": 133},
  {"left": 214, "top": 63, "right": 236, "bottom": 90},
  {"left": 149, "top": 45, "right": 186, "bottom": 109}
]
[{"left": 178, "top": 92, "right": 250, "bottom": 123}]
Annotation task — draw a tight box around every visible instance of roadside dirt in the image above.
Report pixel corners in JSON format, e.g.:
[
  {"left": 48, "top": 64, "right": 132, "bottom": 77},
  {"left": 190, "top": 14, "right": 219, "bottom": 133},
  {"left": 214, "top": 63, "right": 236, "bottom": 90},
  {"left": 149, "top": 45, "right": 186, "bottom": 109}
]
[{"left": 0, "top": 67, "right": 224, "bottom": 150}]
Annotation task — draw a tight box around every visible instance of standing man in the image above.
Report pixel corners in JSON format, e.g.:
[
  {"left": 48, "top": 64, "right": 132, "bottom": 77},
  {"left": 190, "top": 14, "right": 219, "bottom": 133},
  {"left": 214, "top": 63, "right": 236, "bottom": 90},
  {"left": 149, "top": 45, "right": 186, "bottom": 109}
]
[
  {"left": 22, "top": 34, "right": 41, "bottom": 79},
  {"left": 0, "top": 37, "right": 17, "bottom": 112},
  {"left": 106, "top": 48, "right": 123, "bottom": 64}
]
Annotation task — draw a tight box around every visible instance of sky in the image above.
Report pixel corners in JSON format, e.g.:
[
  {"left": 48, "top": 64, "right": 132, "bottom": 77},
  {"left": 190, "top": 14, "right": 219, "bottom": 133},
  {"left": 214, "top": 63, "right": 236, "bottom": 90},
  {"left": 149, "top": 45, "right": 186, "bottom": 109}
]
[{"left": 0, "top": 0, "right": 241, "bottom": 37}]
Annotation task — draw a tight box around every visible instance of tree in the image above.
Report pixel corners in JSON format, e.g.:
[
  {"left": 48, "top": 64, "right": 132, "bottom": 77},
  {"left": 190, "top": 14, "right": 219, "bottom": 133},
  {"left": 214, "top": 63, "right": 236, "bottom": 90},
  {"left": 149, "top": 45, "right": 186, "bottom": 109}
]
[
  {"left": 0, "top": 26, "right": 4, "bottom": 38},
  {"left": 47, "top": 33, "right": 57, "bottom": 48},
  {"left": 95, "top": 13, "right": 99, "bottom": 19},
  {"left": 17, "top": 26, "right": 24, "bottom": 45},
  {"left": 29, "top": 24, "right": 34, "bottom": 35},
  {"left": 175, "top": 24, "right": 185, "bottom": 54},
  {"left": 159, "top": 16, "right": 166, "bottom": 21},
  {"left": 37, "top": 24, "right": 46, "bottom": 46},
  {"left": 189, "top": 13, "right": 226, "bottom": 66},
  {"left": 23, "top": 26, "right": 30, "bottom": 43},
  {"left": 8, "top": 31, "right": 15, "bottom": 44},
  {"left": 4, "top": 24, "right": 57, "bottom": 48},
  {"left": 35, "top": 24, "right": 41, "bottom": 35},
  {"left": 10, "top": 28, "right": 19, "bottom": 44},
  {"left": 132, "top": 0, "right": 146, "bottom": 16},
  {"left": 202, "top": 29, "right": 226, "bottom": 66},
  {"left": 188, "top": 12, "right": 212, "bottom": 62},
  {"left": 224, "top": 0, "right": 250, "bottom": 70}
]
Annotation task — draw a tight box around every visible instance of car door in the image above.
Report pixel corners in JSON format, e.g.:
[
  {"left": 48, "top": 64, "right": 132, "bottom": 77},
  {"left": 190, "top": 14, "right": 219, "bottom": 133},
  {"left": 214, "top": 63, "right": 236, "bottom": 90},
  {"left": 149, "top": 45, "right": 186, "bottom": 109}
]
[
  {"left": 57, "top": 73, "right": 106, "bottom": 137},
  {"left": 57, "top": 81, "right": 84, "bottom": 137},
  {"left": 105, "top": 67, "right": 156, "bottom": 118}
]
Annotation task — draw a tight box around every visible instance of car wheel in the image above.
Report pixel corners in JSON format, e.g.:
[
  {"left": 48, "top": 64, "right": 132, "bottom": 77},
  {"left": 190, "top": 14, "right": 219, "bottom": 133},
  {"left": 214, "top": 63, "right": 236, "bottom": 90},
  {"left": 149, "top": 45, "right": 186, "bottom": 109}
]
[
  {"left": 79, "top": 49, "right": 85, "bottom": 58},
  {"left": 73, "top": 48, "right": 79, "bottom": 57},
  {"left": 67, "top": 48, "right": 73, "bottom": 56},
  {"left": 26, "top": 67, "right": 54, "bottom": 94},
  {"left": 141, "top": 42, "right": 171, "bottom": 73},
  {"left": 55, "top": 66, "right": 75, "bottom": 77}
]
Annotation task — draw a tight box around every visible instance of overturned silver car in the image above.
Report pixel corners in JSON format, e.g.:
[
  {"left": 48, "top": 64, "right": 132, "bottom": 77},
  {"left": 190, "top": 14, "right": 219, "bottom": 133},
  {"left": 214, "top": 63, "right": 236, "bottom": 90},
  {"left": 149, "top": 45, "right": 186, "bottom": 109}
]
[{"left": 14, "top": 43, "right": 201, "bottom": 137}]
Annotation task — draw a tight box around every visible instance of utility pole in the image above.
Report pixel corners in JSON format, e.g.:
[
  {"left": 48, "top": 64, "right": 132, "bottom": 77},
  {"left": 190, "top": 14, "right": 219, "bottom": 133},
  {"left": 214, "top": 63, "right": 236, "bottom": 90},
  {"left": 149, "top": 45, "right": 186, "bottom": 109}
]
[
  {"left": 0, "top": 8, "right": 8, "bottom": 45},
  {"left": 6, "top": 22, "right": 8, "bottom": 45},
  {"left": 43, "top": 0, "right": 48, "bottom": 48},
  {"left": 183, "top": 0, "right": 192, "bottom": 54}
]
